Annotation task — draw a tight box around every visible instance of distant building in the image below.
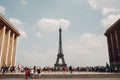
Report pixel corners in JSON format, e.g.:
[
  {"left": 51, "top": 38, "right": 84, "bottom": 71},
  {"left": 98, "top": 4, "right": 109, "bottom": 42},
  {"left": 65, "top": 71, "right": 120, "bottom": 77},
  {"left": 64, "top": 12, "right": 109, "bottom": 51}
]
[
  {"left": 105, "top": 18, "right": 120, "bottom": 71},
  {"left": 0, "top": 14, "right": 20, "bottom": 67}
]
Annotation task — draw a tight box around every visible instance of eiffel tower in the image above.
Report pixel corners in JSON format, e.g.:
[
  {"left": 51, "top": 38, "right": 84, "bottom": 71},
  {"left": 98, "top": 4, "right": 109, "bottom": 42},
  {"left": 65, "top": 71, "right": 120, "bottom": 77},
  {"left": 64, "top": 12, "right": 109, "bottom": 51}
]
[{"left": 54, "top": 27, "right": 67, "bottom": 69}]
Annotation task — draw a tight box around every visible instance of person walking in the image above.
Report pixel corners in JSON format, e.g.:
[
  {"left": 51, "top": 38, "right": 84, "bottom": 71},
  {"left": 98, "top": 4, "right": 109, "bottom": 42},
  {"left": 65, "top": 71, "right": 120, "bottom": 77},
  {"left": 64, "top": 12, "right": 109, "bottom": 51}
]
[
  {"left": 69, "top": 66, "right": 73, "bottom": 73},
  {"left": 37, "top": 67, "right": 41, "bottom": 78},
  {"left": 30, "top": 69, "right": 34, "bottom": 77},
  {"left": 25, "top": 68, "right": 29, "bottom": 80}
]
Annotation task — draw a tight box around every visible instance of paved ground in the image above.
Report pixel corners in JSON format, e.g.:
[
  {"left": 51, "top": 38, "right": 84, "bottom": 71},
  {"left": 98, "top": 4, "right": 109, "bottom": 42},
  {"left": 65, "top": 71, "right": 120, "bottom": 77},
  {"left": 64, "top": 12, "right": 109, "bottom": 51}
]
[
  {"left": 0, "top": 78, "right": 120, "bottom": 80},
  {"left": 0, "top": 72, "right": 120, "bottom": 80},
  {"left": 0, "top": 71, "right": 118, "bottom": 75}
]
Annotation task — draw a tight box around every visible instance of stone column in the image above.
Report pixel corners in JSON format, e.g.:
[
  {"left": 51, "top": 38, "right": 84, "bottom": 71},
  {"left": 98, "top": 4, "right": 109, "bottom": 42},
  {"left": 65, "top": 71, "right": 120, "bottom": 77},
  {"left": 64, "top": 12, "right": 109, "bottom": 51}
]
[
  {"left": 118, "top": 29, "right": 120, "bottom": 55},
  {"left": 117, "top": 29, "right": 120, "bottom": 50},
  {"left": 7, "top": 33, "right": 15, "bottom": 67},
  {"left": 115, "top": 30, "right": 120, "bottom": 61},
  {"left": 5, "top": 30, "right": 11, "bottom": 65},
  {"left": 113, "top": 31, "right": 118, "bottom": 62},
  {"left": 115, "top": 30, "right": 119, "bottom": 49},
  {"left": 110, "top": 33, "right": 115, "bottom": 64},
  {"left": 1, "top": 28, "right": 8, "bottom": 66},
  {"left": 11, "top": 36, "right": 18, "bottom": 66},
  {"left": 0, "top": 26, "right": 6, "bottom": 67},
  {"left": 107, "top": 35, "right": 113, "bottom": 64},
  {"left": 10, "top": 33, "right": 15, "bottom": 66}
]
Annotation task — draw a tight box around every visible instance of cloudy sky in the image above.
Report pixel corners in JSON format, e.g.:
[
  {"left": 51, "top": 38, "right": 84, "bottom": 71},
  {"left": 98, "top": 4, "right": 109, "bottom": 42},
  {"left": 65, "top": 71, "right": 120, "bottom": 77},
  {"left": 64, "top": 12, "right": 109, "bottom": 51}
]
[{"left": 0, "top": 0, "right": 120, "bottom": 67}]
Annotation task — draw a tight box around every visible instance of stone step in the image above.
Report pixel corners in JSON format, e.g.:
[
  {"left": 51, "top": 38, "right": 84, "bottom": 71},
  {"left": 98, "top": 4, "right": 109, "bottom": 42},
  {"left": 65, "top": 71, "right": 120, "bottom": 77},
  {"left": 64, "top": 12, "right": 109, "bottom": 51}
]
[{"left": 0, "top": 73, "right": 120, "bottom": 79}]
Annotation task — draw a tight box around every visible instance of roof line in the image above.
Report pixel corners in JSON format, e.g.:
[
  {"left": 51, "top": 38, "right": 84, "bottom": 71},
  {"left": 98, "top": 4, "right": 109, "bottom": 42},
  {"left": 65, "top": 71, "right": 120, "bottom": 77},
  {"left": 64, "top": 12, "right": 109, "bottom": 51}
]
[{"left": 0, "top": 14, "right": 20, "bottom": 36}]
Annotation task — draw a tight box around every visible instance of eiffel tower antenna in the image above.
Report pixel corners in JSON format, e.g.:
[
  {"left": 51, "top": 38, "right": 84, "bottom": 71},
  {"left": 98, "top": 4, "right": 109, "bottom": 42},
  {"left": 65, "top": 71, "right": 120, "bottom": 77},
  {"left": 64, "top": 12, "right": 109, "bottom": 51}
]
[
  {"left": 60, "top": 24, "right": 61, "bottom": 28},
  {"left": 54, "top": 25, "right": 67, "bottom": 69}
]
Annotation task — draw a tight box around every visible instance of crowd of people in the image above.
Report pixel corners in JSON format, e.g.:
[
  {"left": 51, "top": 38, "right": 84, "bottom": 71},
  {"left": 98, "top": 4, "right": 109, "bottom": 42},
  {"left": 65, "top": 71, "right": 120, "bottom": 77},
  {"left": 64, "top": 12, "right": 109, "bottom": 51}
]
[
  {"left": 24, "top": 66, "right": 41, "bottom": 79},
  {"left": 0, "top": 64, "right": 119, "bottom": 74},
  {"left": 0, "top": 64, "right": 119, "bottom": 79},
  {"left": 0, "top": 65, "right": 16, "bottom": 74},
  {"left": 41, "top": 65, "right": 119, "bottom": 73},
  {"left": 0, "top": 64, "right": 119, "bottom": 80}
]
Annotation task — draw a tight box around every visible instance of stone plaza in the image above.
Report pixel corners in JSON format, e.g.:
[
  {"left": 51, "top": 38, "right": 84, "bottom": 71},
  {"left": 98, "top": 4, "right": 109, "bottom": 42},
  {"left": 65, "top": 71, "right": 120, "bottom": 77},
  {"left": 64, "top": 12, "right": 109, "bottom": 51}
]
[
  {"left": 0, "top": 72, "right": 120, "bottom": 80},
  {"left": 0, "top": 78, "right": 120, "bottom": 80}
]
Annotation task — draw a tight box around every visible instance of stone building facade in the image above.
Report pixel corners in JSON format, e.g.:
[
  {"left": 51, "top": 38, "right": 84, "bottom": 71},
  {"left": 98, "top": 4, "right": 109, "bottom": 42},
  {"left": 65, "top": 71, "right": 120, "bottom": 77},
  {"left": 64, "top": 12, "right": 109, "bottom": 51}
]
[
  {"left": 105, "top": 18, "right": 120, "bottom": 71},
  {"left": 0, "top": 14, "right": 20, "bottom": 67}
]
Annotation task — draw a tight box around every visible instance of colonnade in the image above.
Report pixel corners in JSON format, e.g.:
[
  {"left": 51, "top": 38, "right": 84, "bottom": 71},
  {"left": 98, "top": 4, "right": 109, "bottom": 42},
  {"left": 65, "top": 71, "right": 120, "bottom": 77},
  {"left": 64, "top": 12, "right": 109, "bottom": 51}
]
[
  {"left": 105, "top": 19, "right": 120, "bottom": 65},
  {"left": 0, "top": 14, "right": 20, "bottom": 67}
]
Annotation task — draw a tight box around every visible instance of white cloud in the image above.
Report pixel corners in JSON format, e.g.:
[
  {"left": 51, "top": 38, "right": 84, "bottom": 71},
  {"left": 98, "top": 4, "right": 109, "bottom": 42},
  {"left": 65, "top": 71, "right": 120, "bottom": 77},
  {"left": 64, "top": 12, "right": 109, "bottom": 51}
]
[
  {"left": 89, "top": 0, "right": 120, "bottom": 28},
  {"left": 64, "top": 33, "right": 108, "bottom": 66},
  {"left": 89, "top": 0, "right": 98, "bottom": 9},
  {"left": 36, "top": 18, "right": 70, "bottom": 32},
  {"left": 21, "top": 0, "right": 28, "bottom": 5},
  {"left": 9, "top": 18, "right": 23, "bottom": 26},
  {"left": 101, "top": 14, "right": 120, "bottom": 27},
  {"left": 19, "top": 30, "right": 27, "bottom": 38},
  {"left": 0, "top": 6, "right": 6, "bottom": 15},
  {"left": 89, "top": 0, "right": 120, "bottom": 10},
  {"left": 17, "top": 49, "right": 47, "bottom": 67},
  {"left": 102, "top": 8, "right": 118, "bottom": 15},
  {"left": 88, "top": 0, "right": 120, "bottom": 15},
  {"left": 35, "top": 32, "right": 42, "bottom": 39},
  {"left": 9, "top": 18, "right": 27, "bottom": 38}
]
